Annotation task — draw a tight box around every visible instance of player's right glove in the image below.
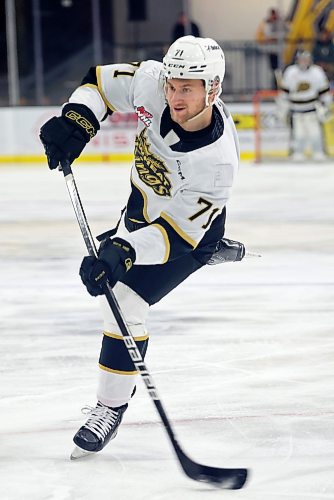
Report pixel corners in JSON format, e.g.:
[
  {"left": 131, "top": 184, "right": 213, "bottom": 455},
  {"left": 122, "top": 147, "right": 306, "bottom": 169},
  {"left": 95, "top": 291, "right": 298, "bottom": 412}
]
[
  {"left": 40, "top": 102, "right": 100, "bottom": 169},
  {"left": 79, "top": 237, "right": 136, "bottom": 296},
  {"left": 207, "top": 237, "right": 245, "bottom": 265}
]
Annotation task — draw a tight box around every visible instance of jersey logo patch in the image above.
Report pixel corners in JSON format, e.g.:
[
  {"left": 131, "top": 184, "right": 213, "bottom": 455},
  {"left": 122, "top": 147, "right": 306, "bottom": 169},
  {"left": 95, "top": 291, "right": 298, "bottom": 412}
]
[
  {"left": 297, "top": 81, "right": 311, "bottom": 92},
  {"left": 135, "top": 106, "right": 153, "bottom": 127},
  {"left": 135, "top": 129, "right": 172, "bottom": 197}
]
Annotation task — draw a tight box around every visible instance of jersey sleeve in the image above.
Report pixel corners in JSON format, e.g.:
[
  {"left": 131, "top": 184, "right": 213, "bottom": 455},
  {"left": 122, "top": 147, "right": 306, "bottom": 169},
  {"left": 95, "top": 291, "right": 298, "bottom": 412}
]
[
  {"left": 226, "top": 109, "right": 240, "bottom": 161},
  {"left": 317, "top": 66, "right": 330, "bottom": 91},
  {"left": 316, "top": 67, "right": 332, "bottom": 107},
  {"left": 280, "top": 66, "right": 294, "bottom": 93},
  {"left": 67, "top": 62, "right": 141, "bottom": 120},
  {"left": 125, "top": 169, "right": 234, "bottom": 265}
]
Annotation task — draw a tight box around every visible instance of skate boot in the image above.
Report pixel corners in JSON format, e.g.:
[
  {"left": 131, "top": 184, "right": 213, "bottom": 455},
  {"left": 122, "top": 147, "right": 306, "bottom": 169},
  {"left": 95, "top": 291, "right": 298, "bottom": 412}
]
[
  {"left": 70, "top": 401, "right": 128, "bottom": 460},
  {"left": 292, "top": 152, "right": 305, "bottom": 162},
  {"left": 313, "top": 152, "right": 326, "bottom": 161}
]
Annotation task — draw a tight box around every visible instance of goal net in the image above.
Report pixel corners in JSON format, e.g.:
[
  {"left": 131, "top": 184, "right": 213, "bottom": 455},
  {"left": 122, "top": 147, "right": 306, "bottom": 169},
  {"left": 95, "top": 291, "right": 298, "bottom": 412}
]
[{"left": 253, "top": 90, "right": 334, "bottom": 163}]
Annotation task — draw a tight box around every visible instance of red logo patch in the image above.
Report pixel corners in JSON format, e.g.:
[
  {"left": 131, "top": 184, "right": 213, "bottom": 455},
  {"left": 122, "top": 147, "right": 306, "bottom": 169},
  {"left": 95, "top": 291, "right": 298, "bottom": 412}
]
[{"left": 135, "top": 106, "right": 153, "bottom": 127}]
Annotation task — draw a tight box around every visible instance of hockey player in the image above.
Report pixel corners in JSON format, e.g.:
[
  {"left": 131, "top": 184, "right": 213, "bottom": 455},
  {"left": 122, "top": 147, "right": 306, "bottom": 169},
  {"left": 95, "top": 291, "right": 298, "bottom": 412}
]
[
  {"left": 40, "top": 36, "right": 245, "bottom": 459},
  {"left": 279, "top": 50, "right": 332, "bottom": 161}
]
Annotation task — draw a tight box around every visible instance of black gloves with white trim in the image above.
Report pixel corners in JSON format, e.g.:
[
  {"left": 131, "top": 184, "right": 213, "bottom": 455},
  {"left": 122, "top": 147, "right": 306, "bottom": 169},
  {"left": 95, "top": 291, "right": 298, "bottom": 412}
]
[
  {"left": 80, "top": 237, "right": 136, "bottom": 296},
  {"left": 40, "top": 103, "right": 100, "bottom": 169}
]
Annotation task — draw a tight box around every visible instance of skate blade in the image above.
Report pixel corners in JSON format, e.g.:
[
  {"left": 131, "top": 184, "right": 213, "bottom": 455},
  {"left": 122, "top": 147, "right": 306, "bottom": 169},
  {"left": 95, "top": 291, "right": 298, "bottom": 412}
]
[{"left": 70, "top": 445, "right": 95, "bottom": 460}]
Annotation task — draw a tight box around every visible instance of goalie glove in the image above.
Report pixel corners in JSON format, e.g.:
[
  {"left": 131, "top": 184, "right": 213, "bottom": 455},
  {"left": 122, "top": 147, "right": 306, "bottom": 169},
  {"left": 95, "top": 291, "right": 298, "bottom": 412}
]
[
  {"left": 207, "top": 237, "right": 245, "bottom": 265},
  {"left": 315, "top": 102, "right": 332, "bottom": 123},
  {"left": 40, "top": 103, "right": 100, "bottom": 169},
  {"left": 79, "top": 237, "right": 136, "bottom": 296}
]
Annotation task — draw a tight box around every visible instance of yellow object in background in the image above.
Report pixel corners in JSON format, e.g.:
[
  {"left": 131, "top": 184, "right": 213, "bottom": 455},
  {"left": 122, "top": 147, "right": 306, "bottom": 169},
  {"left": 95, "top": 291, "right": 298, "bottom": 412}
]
[
  {"left": 323, "top": 104, "right": 334, "bottom": 156},
  {"left": 283, "top": 0, "right": 334, "bottom": 65}
]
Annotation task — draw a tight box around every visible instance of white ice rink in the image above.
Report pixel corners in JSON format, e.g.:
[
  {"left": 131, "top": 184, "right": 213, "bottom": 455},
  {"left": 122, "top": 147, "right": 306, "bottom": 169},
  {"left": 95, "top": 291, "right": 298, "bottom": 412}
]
[{"left": 1, "top": 161, "right": 334, "bottom": 500}]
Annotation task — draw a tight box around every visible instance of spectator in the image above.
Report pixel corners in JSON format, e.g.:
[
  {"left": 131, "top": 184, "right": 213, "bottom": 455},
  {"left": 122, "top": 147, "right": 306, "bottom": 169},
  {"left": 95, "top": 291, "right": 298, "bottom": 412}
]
[
  {"left": 171, "top": 11, "right": 201, "bottom": 42},
  {"left": 256, "top": 8, "right": 284, "bottom": 89},
  {"left": 312, "top": 27, "right": 334, "bottom": 83}
]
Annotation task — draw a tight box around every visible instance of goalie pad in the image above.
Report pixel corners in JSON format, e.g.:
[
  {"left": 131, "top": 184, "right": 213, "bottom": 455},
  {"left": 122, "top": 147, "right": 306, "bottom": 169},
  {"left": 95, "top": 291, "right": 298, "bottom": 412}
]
[
  {"left": 276, "top": 94, "right": 291, "bottom": 125},
  {"left": 292, "top": 111, "right": 324, "bottom": 156}
]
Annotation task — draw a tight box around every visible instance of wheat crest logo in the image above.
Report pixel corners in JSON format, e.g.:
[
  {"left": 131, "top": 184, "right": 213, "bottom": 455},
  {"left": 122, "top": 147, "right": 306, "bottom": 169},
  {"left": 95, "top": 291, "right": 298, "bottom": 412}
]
[{"left": 134, "top": 129, "right": 172, "bottom": 197}]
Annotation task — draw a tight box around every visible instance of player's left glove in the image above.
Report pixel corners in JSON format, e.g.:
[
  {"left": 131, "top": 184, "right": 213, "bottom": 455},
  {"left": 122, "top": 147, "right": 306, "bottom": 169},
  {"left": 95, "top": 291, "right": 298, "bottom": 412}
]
[
  {"left": 207, "top": 237, "right": 245, "bottom": 265},
  {"left": 79, "top": 237, "right": 136, "bottom": 296},
  {"left": 315, "top": 102, "right": 332, "bottom": 123}
]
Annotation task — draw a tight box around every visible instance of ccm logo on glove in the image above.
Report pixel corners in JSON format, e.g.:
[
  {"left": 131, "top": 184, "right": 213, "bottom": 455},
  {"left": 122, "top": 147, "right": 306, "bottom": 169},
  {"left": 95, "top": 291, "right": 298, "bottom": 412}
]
[
  {"left": 39, "top": 102, "right": 100, "bottom": 169},
  {"left": 64, "top": 110, "right": 97, "bottom": 139}
]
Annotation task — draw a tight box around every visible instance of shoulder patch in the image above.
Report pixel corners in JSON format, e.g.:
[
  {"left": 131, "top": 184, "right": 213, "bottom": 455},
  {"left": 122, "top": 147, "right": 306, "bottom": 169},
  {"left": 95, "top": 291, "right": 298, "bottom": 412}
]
[{"left": 135, "top": 106, "right": 153, "bottom": 127}]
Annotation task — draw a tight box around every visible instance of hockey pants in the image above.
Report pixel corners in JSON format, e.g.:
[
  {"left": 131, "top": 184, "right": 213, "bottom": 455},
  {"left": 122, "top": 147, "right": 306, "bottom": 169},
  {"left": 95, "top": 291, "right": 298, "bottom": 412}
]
[{"left": 97, "top": 253, "right": 204, "bottom": 407}]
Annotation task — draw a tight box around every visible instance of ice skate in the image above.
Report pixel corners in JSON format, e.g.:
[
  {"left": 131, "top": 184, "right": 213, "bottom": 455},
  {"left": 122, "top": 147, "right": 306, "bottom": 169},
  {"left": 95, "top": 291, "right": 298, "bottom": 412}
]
[
  {"left": 291, "top": 152, "right": 305, "bottom": 162},
  {"left": 313, "top": 151, "right": 327, "bottom": 161},
  {"left": 70, "top": 401, "right": 128, "bottom": 460}
]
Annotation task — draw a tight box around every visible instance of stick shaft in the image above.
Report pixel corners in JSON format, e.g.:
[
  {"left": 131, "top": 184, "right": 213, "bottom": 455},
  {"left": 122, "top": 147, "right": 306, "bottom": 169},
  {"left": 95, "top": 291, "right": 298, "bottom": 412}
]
[
  {"left": 61, "top": 162, "right": 185, "bottom": 452},
  {"left": 60, "top": 161, "right": 248, "bottom": 488}
]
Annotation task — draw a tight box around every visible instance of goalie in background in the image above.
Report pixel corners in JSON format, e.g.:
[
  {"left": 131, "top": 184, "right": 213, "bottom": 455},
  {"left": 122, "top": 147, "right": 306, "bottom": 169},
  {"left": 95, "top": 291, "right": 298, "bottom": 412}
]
[{"left": 277, "top": 51, "right": 332, "bottom": 161}]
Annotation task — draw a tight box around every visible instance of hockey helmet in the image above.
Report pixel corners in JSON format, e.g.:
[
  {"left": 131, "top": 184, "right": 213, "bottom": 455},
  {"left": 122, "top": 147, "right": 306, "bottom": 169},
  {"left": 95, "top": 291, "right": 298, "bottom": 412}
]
[{"left": 163, "top": 36, "right": 225, "bottom": 103}]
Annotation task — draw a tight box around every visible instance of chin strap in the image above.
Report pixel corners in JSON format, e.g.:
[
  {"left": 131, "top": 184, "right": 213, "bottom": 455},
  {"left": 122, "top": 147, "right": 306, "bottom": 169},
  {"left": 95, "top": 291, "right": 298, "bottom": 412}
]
[
  {"left": 185, "top": 102, "right": 212, "bottom": 124},
  {"left": 185, "top": 86, "right": 220, "bottom": 123}
]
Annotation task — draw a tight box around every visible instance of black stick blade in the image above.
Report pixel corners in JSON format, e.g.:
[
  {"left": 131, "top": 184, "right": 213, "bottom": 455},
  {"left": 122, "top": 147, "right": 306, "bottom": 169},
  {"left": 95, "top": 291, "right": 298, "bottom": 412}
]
[{"left": 177, "top": 448, "right": 248, "bottom": 489}]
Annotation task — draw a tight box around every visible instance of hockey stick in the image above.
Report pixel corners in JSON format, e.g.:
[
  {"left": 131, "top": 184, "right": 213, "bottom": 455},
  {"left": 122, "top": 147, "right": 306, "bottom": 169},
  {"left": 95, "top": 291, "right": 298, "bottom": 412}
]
[{"left": 60, "top": 159, "right": 248, "bottom": 489}]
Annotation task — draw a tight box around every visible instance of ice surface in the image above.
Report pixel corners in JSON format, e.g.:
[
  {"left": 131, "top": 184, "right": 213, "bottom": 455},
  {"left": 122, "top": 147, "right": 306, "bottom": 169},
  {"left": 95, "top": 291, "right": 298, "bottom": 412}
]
[{"left": 0, "top": 162, "right": 334, "bottom": 499}]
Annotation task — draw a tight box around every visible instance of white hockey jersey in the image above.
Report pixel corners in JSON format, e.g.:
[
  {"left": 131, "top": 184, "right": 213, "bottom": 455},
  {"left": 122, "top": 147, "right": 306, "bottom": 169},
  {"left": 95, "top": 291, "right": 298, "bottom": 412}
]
[
  {"left": 281, "top": 63, "right": 331, "bottom": 112},
  {"left": 68, "top": 60, "right": 240, "bottom": 265}
]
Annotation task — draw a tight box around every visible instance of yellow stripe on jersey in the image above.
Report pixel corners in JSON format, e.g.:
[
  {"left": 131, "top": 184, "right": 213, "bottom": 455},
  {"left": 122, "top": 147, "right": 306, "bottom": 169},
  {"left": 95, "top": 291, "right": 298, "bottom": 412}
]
[
  {"left": 128, "top": 217, "right": 145, "bottom": 224},
  {"left": 151, "top": 223, "right": 170, "bottom": 263},
  {"left": 160, "top": 212, "right": 197, "bottom": 249},
  {"left": 103, "top": 330, "right": 149, "bottom": 342},
  {"left": 80, "top": 83, "right": 99, "bottom": 91},
  {"left": 99, "top": 363, "right": 138, "bottom": 375},
  {"left": 96, "top": 66, "right": 117, "bottom": 113}
]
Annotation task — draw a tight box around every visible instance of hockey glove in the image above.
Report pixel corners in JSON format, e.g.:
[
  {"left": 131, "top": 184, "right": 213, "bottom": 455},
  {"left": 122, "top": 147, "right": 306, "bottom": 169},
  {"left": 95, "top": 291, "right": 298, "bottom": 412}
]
[
  {"left": 315, "top": 102, "right": 332, "bottom": 123},
  {"left": 40, "top": 103, "right": 100, "bottom": 169},
  {"left": 207, "top": 237, "right": 245, "bottom": 265},
  {"left": 79, "top": 237, "right": 136, "bottom": 296}
]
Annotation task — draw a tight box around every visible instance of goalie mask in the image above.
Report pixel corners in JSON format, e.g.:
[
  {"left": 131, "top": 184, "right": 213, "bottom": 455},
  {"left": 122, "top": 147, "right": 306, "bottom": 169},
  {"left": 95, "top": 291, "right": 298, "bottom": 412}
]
[
  {"left": 163, "top": 35, "right": 225, "bottom": 106},
  {"left": 296, "top": 50, "right": 312, "bottom": 71}
]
